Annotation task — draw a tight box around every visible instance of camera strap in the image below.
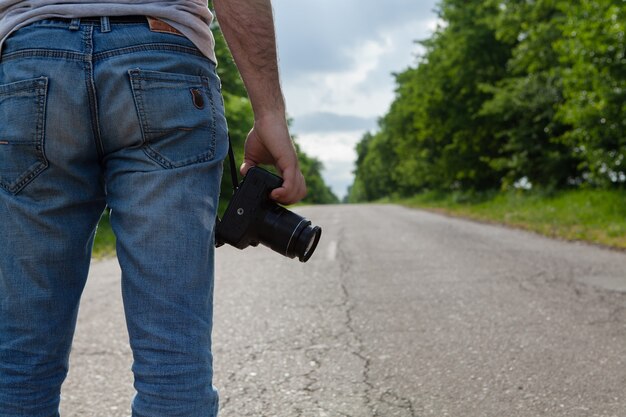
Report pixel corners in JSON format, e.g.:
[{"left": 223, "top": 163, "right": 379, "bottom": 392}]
[{"left": 226, "top": 134, "right": 240, "bottom": 193}]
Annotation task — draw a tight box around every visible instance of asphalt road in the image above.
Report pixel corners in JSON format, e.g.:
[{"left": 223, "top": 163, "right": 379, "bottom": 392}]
[{"left": 60, "top": 204, "right": 626, "bottom": 417}]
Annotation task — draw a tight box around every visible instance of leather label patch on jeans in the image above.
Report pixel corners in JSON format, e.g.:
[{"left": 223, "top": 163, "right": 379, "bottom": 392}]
[{"left": 147, "top": 17, "right": 184, "bottom": 36}]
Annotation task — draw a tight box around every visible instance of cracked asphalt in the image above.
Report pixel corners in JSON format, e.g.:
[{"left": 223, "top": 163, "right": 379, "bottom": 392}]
[{"left": 60, "top": 204, "right": 626, "bottom": 416}]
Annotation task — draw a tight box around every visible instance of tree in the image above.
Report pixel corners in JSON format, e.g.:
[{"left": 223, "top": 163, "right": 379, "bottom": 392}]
[
  {"left": 479, "top": 0, "right": 580, "bottom": 190},
  {"left": 350, "top": 0, "right": 512, "bottom": 201},
  {"left": 349, "top": 131, "right": 399, "bottom": 201},
  {"left": 350, "top": 0, "right": 626, "bottom": 201},
  {"left": 296, "top": 143, "right": 339, "bottom": 204},
  {"left": 556, "top": 0, "right": 626, "bottom": 187}
]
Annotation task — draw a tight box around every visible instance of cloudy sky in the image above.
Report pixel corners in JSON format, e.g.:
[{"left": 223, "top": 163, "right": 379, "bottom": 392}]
[{"left": 272, "top": 0, "right": 440, "bottom": 199}]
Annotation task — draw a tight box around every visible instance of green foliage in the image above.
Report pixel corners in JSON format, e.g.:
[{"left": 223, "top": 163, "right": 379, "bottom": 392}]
[
  {"left": 349, "top": 0, "right": 626, "bottom": 203},
  {"left": 480, "top": 0, "right": 579, "bottom": 190},
  {"left": 351, "top": 132, "right": 398, "bottom": 201},
  {"left": 296, "top": 143, "right": 340, "bottom": 204},
  {"left": 556, "top": 0, "right": 626, "bottom": 186},
  {"left": 92, "top": 209, "right": 116, "bottom": 259}
]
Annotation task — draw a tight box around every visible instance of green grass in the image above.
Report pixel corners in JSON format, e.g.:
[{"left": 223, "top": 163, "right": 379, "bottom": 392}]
[
  {"left": 92, "top": 210, "right": 116, "bottom": 259},
  {"left": 394, "top": 189, "right": 626, "bottom": 250}
]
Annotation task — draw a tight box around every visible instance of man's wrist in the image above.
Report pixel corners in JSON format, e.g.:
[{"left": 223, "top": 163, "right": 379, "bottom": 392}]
[
  {"left": 249, "top": 91, "right": 287, "bottom": 122},
  {"left": 253, "top": 110, "right": 289, "bottom": 128}
]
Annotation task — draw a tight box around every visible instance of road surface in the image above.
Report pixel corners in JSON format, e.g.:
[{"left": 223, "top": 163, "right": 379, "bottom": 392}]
[{"left": 60, "top": 204, "right": 626, "bottom": 417}]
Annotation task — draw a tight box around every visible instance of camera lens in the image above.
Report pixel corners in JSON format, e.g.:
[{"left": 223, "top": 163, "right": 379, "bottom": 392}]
[
  {"left": 293, "top": 224, "right": 322, "bottom": 262},
  {"left": 257, "top": 205, "right": 322, "bottom": 262}
]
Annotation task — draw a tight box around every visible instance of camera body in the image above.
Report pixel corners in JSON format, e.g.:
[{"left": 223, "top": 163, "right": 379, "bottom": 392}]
[{"left": 216, "top": 166, "right": 321, "bottom": 262}]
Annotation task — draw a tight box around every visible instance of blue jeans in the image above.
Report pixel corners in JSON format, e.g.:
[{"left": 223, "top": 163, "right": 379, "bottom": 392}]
[{"left": 0, "top": 17, "right": 227, "bottom": 417}]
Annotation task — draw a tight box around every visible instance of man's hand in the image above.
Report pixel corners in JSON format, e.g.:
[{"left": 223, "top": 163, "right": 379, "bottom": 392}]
[
  {"left": 240, "top": 115, "right": 306, "bottom": 205},
  {"left": 214, "top": 0, "right": 307, "bottom": 205}
]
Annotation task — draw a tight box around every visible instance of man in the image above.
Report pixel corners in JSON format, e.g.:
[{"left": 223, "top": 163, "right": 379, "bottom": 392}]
[{"left": 0, "top": 0, "right": 305, "bottom": 416}]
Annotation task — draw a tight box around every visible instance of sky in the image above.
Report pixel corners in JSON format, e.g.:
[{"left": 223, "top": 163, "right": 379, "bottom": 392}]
[{"left": 272, "top": 0, "right": 440, "bottom": 199}]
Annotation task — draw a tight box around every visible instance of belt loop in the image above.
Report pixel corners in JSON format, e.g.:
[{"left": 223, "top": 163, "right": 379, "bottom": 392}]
[
  {"left": 100, "top": 16, "right": 111, "bottom": 33},
  {"left": 69, "top": 18, "right": 81, "bottom": 31}
]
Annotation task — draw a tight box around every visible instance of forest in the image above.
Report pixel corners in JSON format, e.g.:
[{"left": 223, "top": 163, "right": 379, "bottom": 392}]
[{"left": 348, "top": 0, "right": 625, "bottom": 202}]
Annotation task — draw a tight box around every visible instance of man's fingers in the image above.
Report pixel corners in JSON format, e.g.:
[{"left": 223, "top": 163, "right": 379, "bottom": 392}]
[
  {"left": 270, "top": 169, "right": 306, "bottom": 205},
  {"left": 240, "top": 161, "right": 253, "bottom": 176},
  {"left": 271, "top": 187, "right": 301, "bottom": 205}
]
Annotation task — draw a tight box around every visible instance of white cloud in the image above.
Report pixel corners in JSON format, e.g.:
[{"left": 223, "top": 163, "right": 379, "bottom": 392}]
[
  {"left": 272, "top": 0, "right": 439, "bottom": 197},
  {"left": 283, "top": 39, "right": 391, "bottom": 117},
  {"left": 291, "top": 112, "right": 377, "bottom": 133},
  {"left": 295, "top": 131, "right": 364, "bottom": 199}
]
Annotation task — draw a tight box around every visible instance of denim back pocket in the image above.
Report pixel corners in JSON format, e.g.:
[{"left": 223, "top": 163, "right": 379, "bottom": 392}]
[
  {"left": 0, "top": 77, "right": 48, "bottom": 195},
  {"left": 128, "top": 69, "right": 217, "bottom": 169}
]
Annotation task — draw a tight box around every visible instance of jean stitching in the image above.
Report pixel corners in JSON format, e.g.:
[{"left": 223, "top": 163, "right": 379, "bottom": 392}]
[
  {"left": 82, "top": 26, "right": 105, "bottom": 159},
  {"left": 128, "top": 71, "right": 175, "bottom": 169},
  {"left": 0, "top": 77, "right": 49, "bottom": 194},
  {"left": 206, "top": 80, "right": 217, "bottom": 154},
  {"left": 128, "top": 69, "right": 149, "bottom": 147},
  {"left": 2, "top": 45, "right": 204, "bottom": 64},
  {"left": 93, "top": 43, "right": 205, "bottom": 62},
  {"left": 128, "top": 70, "right": 217, "bottom": 169},
  {"left": 0, "top": 49, "right": 84, "bottom": 63}
]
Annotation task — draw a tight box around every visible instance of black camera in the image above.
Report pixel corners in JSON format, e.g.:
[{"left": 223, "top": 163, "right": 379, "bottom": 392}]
[{"left": 215, "top": 166, "right": 322, "bottom": 262}]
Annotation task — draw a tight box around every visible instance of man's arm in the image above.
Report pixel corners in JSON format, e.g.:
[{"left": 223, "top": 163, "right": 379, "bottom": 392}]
[{"left": 213, "top": 0, "right": 306, "bottom": 205}]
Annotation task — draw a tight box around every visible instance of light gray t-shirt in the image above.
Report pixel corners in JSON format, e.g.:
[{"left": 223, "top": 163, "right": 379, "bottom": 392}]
[{"left": 0, "top": 0, "right": 216, "bottom": 62}]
